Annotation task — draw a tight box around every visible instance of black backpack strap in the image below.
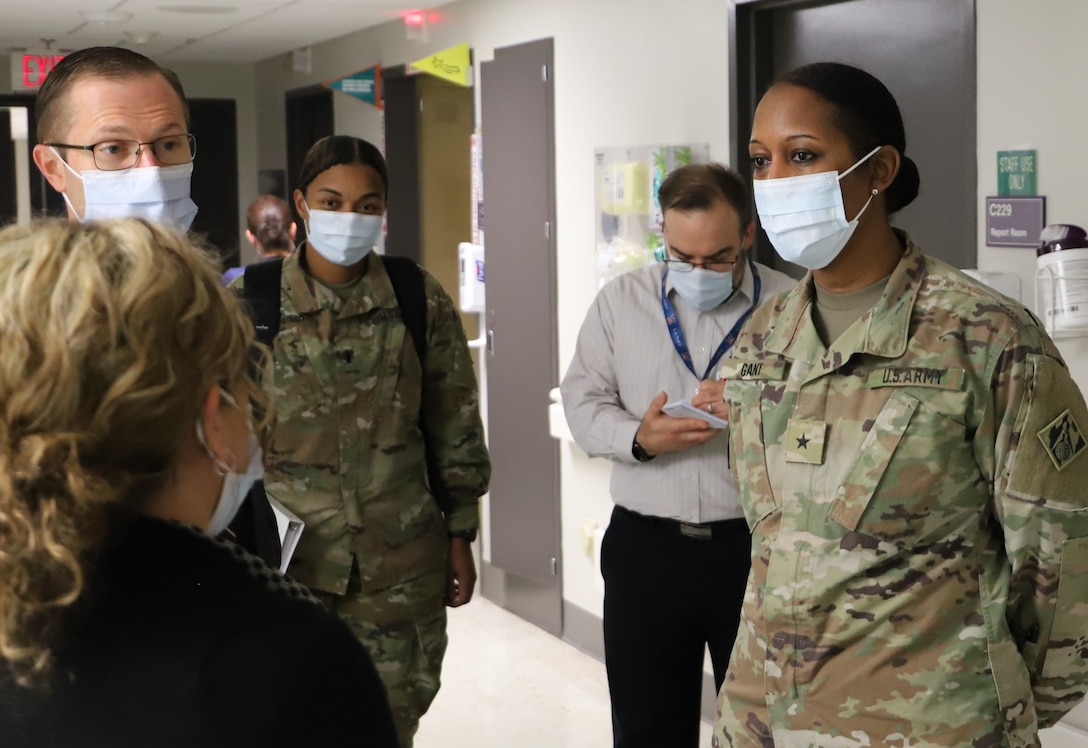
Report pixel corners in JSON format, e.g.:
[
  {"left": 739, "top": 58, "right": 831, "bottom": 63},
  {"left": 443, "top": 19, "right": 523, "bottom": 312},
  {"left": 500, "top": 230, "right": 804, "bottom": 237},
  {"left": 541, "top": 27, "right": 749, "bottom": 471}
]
[
  {"left": 381, "top": 255, "right": 454, "bottom": 516},
  {"left": 381, "top": 256, "right": 427, "bottom": 363},
  {"left": 243, "top": 256, "right": 285, "bottom": 348}
]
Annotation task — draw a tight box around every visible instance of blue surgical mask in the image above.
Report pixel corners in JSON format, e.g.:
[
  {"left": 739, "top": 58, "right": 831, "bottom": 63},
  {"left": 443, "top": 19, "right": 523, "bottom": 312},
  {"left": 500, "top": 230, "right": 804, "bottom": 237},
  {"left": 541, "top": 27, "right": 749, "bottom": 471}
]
[
  {"left": 752, "top": 145, "right": 881, "bottom": 270},
  {"left": 195, "top": 389, "right": 264, "bottom": 537},
  {"left": 670, "top": 266, "right": 735, "bottom": 311},
  {"left": 303, "top": 207, "right": 383, "bottom": 266},
  {"left": 55, "top": 150, "right": 198, "bottom": 231}
]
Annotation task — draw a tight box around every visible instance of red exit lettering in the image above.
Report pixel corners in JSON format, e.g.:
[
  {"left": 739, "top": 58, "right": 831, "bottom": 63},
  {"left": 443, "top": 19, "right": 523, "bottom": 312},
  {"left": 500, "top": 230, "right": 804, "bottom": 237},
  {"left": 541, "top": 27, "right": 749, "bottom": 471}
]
[{"left": 22, "top": 55, "right": 65, "bottom": 88}]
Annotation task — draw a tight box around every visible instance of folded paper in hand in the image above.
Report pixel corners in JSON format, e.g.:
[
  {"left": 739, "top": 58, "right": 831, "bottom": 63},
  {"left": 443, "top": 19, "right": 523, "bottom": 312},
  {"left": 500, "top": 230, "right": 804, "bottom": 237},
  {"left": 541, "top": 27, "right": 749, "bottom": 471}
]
[
  {"left": 662, "top": 400, "right": 729, "bottom": 429},
  {"left": 267, "top": 496, "right": 304, "bottom": 575}
]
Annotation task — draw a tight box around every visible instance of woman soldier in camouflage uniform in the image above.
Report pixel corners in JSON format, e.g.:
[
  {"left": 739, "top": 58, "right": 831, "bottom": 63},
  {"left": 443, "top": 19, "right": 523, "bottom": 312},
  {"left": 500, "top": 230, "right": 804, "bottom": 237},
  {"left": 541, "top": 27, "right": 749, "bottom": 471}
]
[
  {"left": 232, "top": 136, "right": 490, "bottom": 747},
  {"left": 716, "top": 63, "right": 1088, "bottom": 747}
]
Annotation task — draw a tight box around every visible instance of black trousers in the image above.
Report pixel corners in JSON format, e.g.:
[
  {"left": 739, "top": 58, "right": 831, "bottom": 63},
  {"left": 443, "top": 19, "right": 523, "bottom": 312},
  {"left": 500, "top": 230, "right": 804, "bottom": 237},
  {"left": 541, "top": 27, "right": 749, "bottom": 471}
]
[{"left": 601, "top": 505, "right": 751, "bottom": 748}]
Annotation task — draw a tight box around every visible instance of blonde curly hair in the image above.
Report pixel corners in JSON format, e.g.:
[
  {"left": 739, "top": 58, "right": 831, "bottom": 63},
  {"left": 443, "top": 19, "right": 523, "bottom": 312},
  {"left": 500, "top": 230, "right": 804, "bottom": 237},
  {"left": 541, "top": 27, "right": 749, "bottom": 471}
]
[{"left": 0, "top": 217, "right": 269, "bottom": 689}]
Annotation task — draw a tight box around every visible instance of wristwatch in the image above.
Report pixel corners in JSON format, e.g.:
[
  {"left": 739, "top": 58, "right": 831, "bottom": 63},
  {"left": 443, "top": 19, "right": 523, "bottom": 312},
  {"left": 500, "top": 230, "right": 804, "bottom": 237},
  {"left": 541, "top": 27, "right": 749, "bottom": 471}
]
[
  {"left": 632, "top": 438, "right": 655, "bottom": 463},
  {"left": 448, "top": 529, "right": 478, "bottom": 543}
]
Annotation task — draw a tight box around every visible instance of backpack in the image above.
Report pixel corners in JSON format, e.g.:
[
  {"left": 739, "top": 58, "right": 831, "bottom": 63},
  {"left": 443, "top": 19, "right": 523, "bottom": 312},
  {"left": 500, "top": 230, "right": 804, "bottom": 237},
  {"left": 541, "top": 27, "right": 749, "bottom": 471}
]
[{"left": 242, "top": 255, "right": 454, "bottom": 515}]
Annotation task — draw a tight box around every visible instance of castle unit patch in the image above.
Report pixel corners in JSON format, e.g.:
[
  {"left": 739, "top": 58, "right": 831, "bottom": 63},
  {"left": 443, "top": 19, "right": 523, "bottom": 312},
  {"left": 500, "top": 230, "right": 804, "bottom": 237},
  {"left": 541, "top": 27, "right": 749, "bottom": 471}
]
[{"left": 1038, "top": 409, "right": 1087, "bottom": 471}]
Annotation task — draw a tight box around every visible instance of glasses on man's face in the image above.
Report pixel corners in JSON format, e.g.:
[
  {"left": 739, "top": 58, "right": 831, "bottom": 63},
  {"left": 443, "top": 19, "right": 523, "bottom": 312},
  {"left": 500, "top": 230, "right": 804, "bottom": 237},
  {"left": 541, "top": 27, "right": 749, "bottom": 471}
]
[
  {"left": 665, "top": 258, "right": 738, "bottom": 274},
  {"left": 45, "top": 133, "right": 197, "bottom": 171}
]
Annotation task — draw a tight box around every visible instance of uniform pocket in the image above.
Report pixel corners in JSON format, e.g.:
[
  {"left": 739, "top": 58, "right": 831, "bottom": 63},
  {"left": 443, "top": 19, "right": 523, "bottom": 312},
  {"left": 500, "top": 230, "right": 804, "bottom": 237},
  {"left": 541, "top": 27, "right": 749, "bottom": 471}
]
[
  {"left": 1042, "top": 535, "right": 1088, "bottom": 679},
  {"left": 827, "top": 389, "right": 919, "bottom": 532}
]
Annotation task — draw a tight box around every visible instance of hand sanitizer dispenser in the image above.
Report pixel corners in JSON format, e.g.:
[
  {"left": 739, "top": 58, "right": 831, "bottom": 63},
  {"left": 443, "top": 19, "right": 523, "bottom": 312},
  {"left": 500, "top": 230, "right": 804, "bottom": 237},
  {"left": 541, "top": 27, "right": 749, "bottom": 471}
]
[
  {"left": 458, "top": 242, "right": 485, "bottom": 314},
  {"left": 1037, "top": 224, "right": 1088, "bottom": 336}
]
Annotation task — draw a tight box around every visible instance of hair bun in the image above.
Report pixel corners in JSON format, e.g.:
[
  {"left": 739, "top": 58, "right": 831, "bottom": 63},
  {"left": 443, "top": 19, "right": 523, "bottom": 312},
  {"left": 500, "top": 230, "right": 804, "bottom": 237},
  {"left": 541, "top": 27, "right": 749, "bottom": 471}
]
[{"left": 887, "top": 154, "right": 920, "bottom": 214}]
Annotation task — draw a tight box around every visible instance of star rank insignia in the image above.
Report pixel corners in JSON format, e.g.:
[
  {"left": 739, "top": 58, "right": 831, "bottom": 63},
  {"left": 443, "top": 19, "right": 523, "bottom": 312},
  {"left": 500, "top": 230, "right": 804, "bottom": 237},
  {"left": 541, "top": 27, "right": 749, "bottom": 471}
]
[
  {"left": 1038, "top": 409, "right": 1087, "bottom": 471},
  {"left": 785, "top": 418, "right": 827, "bottom": 465}
]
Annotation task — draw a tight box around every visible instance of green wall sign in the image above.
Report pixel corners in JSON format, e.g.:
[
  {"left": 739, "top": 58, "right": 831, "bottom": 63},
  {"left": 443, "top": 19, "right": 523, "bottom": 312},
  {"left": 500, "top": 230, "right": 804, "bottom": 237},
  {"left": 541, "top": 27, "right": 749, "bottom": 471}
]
[{"left": 997, "top": 149, "right": 1037, "bottom": 196}]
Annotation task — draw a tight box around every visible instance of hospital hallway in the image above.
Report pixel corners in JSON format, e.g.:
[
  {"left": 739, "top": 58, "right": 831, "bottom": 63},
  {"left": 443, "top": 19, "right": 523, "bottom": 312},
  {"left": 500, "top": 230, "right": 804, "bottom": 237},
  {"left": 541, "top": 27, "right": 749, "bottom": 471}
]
[{"left": 416, "top": 596, "right": 715, "bottom": 746}]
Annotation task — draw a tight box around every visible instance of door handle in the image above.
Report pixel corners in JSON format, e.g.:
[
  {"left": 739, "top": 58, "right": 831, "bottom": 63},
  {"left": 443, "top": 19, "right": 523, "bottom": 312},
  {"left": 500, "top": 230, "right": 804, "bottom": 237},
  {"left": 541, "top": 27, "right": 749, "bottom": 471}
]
[{"left": 487, "top": 329, "right": 495, "bottom": 354}]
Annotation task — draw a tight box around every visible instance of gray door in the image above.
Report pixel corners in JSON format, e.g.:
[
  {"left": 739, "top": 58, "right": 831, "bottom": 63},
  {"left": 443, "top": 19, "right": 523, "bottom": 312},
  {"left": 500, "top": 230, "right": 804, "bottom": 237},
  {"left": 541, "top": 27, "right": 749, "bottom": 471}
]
[
  {"left": 733, "top": 0, "right": 976, "bottom": 270},
  {"left": 481, "top": 38, "right": 562, "bottom": 635},
  {"left": 382, "top": 67, "right": 423, "bottom": 264}
]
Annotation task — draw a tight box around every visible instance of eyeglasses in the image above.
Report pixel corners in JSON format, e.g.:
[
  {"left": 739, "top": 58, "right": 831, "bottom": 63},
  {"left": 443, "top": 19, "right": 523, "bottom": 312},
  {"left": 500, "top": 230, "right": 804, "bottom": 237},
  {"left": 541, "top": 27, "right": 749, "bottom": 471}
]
[
  {"left": 665, "top": 258, "right": 738, "bottom": 273},
  {"left": 44, "top": 133, "right": 197, "bottom": 171}
]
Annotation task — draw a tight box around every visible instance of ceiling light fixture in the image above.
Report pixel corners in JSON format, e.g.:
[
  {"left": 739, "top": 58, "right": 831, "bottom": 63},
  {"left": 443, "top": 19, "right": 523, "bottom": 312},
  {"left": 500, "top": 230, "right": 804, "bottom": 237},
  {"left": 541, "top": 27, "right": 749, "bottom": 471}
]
[
  {"left": 79, "top": 10, "right": 134, "bottom": 23},
  {"left": 125, "top": 31, "right": 159, "bottom": 46},
  {"left": 158, "top": 4, "right": 239, "bottom": 13}
]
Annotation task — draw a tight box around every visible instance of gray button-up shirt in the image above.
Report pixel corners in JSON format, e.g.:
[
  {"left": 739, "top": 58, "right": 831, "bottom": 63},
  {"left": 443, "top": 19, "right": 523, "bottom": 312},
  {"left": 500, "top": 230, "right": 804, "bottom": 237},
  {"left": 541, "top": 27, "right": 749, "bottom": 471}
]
[{"left": 561, "top": 260, "right": 797, "bottom": 523}]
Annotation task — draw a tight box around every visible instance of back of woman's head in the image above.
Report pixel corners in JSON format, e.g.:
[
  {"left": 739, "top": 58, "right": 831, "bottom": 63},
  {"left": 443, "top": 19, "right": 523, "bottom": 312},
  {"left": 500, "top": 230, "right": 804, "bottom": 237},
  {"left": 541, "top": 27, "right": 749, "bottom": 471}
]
[
  {"left": 0, "top": 218, "right": 267, "bottom": 689},
  {"left": 246, "top": 194, "right": 293, "bottom": 253},
  {"left": 296, "top": 135, "right": 389, "bottom": 199},
  {"left": 777, "top": 62, "right": 920, "bottom": 214}
]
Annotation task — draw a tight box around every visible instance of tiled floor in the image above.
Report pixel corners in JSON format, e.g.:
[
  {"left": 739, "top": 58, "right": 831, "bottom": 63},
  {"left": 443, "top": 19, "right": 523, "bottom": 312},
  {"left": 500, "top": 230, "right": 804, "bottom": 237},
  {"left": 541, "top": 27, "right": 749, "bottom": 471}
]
[{"left": 416, "top": 595, "right": 714, "bottom": 747}]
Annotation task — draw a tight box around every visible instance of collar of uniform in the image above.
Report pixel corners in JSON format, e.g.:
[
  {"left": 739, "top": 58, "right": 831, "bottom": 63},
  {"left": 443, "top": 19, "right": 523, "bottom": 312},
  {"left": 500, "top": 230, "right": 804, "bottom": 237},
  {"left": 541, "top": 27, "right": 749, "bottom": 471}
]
[
  {"left": 285, "top": 248, "right": 400, "bottom": 318},
  {"left": 854, "top": 230, "right": 924, "bottom": 359},
  {"left": 662, "top": 256, "right": 754, "bottom": 312},
  {"left": 763, "top": 270, "right": 817, "bottom": 357},
  {"left": 762, "top": 230, "right": 922, "bottom": 361}
]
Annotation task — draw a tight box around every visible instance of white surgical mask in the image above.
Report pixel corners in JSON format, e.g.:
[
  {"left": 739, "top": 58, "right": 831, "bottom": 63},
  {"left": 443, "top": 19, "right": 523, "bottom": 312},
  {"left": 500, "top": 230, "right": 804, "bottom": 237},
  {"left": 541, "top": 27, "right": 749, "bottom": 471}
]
[
  {"left": 752, "top": 145, "right": 882, "bottom": 270},
  {"left": 670, "top": 266, "right": 735, "bottom": 311},
  {"left": 304, "top": 207, "right": 383, "bottom": 266},
  {"left": 195, "top": 390, "right": 264, "bottom": 537},
  {"left": 55, "top": 150, "right": 198, "bottom": 231}
]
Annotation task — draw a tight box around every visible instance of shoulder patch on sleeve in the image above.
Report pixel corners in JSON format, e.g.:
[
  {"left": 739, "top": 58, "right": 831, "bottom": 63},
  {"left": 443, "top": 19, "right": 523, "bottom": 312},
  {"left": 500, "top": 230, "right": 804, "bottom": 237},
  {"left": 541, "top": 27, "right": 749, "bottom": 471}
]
[
  {"left": 1008, "top": 355, "right": 1088, "bottom": 508},
  {"left": 1038, "top": 410, "right": 1087, "bottom": 471}
]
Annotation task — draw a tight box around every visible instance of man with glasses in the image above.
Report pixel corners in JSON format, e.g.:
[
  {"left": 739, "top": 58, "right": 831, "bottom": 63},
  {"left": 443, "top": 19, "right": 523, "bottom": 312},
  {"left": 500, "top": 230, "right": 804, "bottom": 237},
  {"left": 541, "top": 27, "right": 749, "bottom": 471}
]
[
  {"left": 31, "top": 46, "right": 281, "bottom": 570},
  {"left": 32, "top": 46, "right": 198, "bottom": 229},
  {"left": 561, "top": 163, "right": 796, "bottom": 748}
]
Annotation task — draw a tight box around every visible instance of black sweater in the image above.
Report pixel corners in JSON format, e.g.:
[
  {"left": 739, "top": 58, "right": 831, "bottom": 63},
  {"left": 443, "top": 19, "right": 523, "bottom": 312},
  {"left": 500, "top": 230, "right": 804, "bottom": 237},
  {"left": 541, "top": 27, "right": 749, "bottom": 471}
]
[{"left": 0, "top": 514, "right": 398, "bottom": 748}]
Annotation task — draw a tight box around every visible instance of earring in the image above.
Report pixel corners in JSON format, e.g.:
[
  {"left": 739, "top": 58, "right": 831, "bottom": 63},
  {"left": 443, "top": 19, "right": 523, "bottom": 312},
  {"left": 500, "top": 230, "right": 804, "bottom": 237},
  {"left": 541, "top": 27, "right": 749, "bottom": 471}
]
[{"left": 872, "top": 188, "right": 879, "bottom": 195}]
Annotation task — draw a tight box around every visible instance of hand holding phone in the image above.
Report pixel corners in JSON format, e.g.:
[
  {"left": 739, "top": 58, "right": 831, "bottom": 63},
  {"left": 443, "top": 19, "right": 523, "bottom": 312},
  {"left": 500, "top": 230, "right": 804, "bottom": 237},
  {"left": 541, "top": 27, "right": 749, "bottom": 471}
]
[{"left": 662, "top": 400, "right": 729, "bottom": 429}]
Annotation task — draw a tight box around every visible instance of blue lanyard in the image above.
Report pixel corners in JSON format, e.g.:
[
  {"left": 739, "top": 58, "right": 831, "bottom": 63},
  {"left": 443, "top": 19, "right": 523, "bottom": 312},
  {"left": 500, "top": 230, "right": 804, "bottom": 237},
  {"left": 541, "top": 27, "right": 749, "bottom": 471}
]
[{"left": 661, "top": 258, "right": 761, "bottom": 381}]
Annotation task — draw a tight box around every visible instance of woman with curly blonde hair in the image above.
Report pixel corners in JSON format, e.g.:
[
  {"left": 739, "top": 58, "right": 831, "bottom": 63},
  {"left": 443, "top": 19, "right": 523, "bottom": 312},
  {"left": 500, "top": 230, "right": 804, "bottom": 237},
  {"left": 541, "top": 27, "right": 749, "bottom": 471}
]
[{"left": 0, "top": 218, "right": 397, "bottom": 748}]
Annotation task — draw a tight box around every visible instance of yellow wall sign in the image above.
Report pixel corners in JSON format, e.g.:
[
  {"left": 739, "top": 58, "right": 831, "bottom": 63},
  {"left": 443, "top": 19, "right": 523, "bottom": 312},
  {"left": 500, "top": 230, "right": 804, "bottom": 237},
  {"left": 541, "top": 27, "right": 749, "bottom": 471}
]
[{"left": 409, "top": 43, "right": 471, "bottom": 87}]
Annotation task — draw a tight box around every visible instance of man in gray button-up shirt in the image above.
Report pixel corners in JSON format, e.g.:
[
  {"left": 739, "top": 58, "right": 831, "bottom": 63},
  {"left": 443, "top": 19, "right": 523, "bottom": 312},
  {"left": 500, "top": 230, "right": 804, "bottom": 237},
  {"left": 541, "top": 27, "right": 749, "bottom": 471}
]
[{"left": 561, "top": 163, "right": 795, "bottom": 748}]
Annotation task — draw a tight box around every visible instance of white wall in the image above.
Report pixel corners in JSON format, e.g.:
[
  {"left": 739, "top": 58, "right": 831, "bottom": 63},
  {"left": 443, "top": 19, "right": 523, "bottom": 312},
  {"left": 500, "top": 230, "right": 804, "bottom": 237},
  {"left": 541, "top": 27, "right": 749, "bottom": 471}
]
[
  {"left": 976, "top": 1, "right": 1086, "bottom": 315},
  {"left": 253, "top": 0, "right": 734, "bottom": 619},
  {"left": 977, "top": 1, "right": 1088, "bottom": 402}
]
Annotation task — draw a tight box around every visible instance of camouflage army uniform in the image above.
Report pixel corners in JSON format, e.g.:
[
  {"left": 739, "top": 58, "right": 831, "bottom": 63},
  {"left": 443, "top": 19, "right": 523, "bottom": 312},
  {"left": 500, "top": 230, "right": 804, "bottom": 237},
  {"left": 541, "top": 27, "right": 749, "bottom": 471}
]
[
  {"left": 232, "top": 251, "right": 490, "bottom": 747},
  {"left": 716, "top": 233, "right": 1088, "bottom": 748}
]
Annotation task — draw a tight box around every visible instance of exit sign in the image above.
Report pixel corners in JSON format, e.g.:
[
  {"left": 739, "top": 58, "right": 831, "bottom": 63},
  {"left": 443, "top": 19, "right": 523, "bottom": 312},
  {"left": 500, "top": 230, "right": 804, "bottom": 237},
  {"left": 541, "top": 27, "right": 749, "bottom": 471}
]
[
  {"left": 10, "top": 51, "right": 65, "bottom": 91},
  {"left": 997, "top": 149, "right": 1037, "bottom": 196}
]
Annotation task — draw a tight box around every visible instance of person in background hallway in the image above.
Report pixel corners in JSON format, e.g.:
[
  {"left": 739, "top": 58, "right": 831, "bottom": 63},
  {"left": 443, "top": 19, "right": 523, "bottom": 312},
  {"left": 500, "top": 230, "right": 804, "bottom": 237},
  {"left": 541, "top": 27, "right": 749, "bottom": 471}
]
[
  {"left": 716, "top": 61, "right": 1088, "bottom": 747},
  {"left": 229, "top": 135, "right": 491, "bottom": 748},
  {"left": 0, "top": 218, "right": 398, "bottom": 748},
  {"left": 31, "top": 45, "right": 281, "bottom": 568},
  {"left": 222, "top": 194, "right": 296, "bottom": 285},
  {"left": 560, "top": 164, "right": 796, "bottom": 748}
]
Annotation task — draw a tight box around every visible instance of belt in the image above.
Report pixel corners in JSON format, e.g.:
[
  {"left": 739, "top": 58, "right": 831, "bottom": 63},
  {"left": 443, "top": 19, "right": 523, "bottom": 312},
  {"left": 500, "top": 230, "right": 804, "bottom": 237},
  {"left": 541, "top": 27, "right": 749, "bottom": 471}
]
[{"left": 616, "top": 505, "right": 746, "bottom": 540}]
